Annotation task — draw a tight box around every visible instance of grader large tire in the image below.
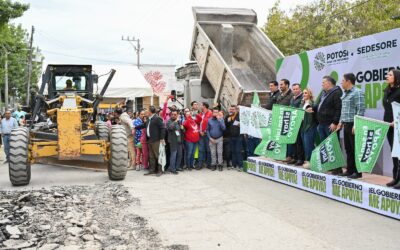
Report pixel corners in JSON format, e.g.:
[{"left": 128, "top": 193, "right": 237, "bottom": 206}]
[
  {"left": 9, "top": 127, "right": 31, "bottom": 186},
  {"left": 108, "top": 125, "right": 128, "bottom": 180},
  {"left": 96, "top": 122, "right": 110, "bottom": 142}
]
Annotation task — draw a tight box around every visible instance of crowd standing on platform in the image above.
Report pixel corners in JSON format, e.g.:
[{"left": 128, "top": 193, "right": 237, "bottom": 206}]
[{"left": 1, "top": 70, "right": 400, "bottom": 190}]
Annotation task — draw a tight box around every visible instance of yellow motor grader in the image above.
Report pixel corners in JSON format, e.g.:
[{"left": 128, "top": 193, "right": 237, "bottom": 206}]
[{"left": 8, "top": 64, "right": 128, "bottom": 186}]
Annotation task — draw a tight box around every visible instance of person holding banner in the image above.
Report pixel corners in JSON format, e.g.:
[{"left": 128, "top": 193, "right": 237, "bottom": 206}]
[
  {"left": 306, "top": 76, "right": 342, "bottom": 174},
  {"left": 225, "top": 105, "right": 243, "bottom": 171},
  {"left": 383, "top": 69, "right": 400, "bottom": 188},
  {"left": 288, "top": 83, "right": 305, "bottom": 166},
  {"left": 337, "top": 73, "right": 365, "bottom": 179},
  {"left": 301, "top": 88, "right": 318, "bottom": 168}
]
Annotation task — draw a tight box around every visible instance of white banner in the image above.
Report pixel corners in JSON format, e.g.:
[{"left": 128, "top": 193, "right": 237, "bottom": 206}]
[
  {"left": 239, "top": 106, "right": 272, "bottom": 138},
  {"left": 246, "top": 157, "right": 400, "bottom": 220},
  {"left": 276, "top": 28, "right": 400, "bottom": 175},
  {"left": 391, "top": 102, "right": 400, "bottom": 158}
]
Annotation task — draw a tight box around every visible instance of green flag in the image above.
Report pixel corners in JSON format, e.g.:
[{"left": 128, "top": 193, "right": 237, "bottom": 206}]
[
  {"left": 270, "top": 105, "right": 305, "bottom": 144},
  {"left": 310, "top": 131, "right": 345, "bottom": 173},
  {"left": 354, "top": 116, "right": 390, "bottom": 173},
  {"left": 254, "top": 127, "right": 287, "bottom": 161},
  {"left": 252, "top": 92, "right": 260, "bottom": 107}
]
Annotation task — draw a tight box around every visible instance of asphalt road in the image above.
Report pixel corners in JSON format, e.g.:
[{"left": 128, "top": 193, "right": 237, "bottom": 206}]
[{"left": 0, "top": 155, "right": 399, "bottom": 250}]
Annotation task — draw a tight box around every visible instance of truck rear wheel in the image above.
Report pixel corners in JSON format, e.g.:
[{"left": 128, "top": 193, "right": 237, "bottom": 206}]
[
  {"left": 108, "top": 125, "right": 128, "bottom": 180},
  {"left": 96, "top": 122, "right": 110, "bottom": 141},
  {"left": 9, "top": 128, "right": 31, "bottom": 186}
]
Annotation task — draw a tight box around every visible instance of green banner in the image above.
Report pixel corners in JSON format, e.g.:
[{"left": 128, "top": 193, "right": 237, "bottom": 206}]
[
  {"left": 270, "top": 105, "right": 305, "bottom": 144},
  {"left": 355, "top": 116, "right": 390, "bottom": 173},
  {"left": 254, "top": 127, "right": 287, "bottom": 161},
  {"left": 310, "top": 131, "right": 345, "bottom": 173}
]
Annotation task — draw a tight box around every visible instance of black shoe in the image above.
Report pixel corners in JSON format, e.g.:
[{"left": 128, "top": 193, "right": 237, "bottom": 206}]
[
  {"left": 295, "top": 161, "right": 304, "bottom": 166},
  {"left": 144, "top": 172, "right": 156, "bottom": 176},
  {"left": 195, "top": 166, "right": 202, "bottom": 170},
  {"left": 348, "top": 173, "right": 362, "bottom": 179},
  {"left": 188, "top": 167, "right": 193, "bottom": 171},
  {"left": 211, "top": 165, "right": 216, "bottom": 171},
  {"left": 338, "top": 172, "right": 351, "bottom": 177},
  {"left": 156, "top": 172, "right": 163, "bottom": 177},
  {"left": 331, "top": 168, "right": 343, "bottom": 175},
  {"left": 171, "top": 171, "right": 179, "bottom": 175},
  {"left": 287, "top": 159, "right": 297, "bottom": 165},
  {"left": 393, "top": 182, "right": 400, "bottom": 189},
  {"left": 386, "top": 179, "right": 399, "bottom": 187},
  {"left": 177, "top": 168, "right": 183, "bottom": 172},
  {"left": 218, "top": 165, "right": 223, "bottom": 171},
  {"left": 206, "top": 165, "right": 212, "bottom": 170}
]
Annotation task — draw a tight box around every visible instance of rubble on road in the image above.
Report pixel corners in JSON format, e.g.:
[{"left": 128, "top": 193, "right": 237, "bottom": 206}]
[{"left": 0, "top": 183, "right": 188, "bottom": 250}]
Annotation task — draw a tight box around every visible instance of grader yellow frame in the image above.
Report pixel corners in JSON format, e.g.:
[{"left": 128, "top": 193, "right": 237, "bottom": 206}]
[{"left": 8, "top": 65, "right": 128, "bottom": 186}]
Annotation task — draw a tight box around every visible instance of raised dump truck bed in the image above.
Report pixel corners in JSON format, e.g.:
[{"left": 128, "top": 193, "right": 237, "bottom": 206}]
[{"left": 190, "top": 7, "right": 283, "bottom": 109}]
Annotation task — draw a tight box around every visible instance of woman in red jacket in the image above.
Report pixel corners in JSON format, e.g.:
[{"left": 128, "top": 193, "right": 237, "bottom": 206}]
[{"left": 183, "top": 110, "right": 200, "bottom": 170}]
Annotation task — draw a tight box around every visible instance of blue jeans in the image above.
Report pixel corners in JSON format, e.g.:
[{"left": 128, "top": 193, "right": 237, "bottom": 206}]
[
  {"left": 169, "top": 145, "right": 182, "bottom": 172},
  {"left": 185, "top": 141, "right": 197, "bottom": 169},
  {"left": 3, "top": 134, "right": 10, "bottom": 161},
  {"left": 317, "top": 124, "right": 331, "bottom": 142},
  {"left": 301, "top": 126, "right": 317, "bottom": 161},
  {"left": 247, "top": 136, "right": 261, "bottom": 157},
  {"left": 198, "top": 135, "right": 211, "bottom": 166},
  {"left": 230, "top": 136, "right": 243, "bottom": 168}
]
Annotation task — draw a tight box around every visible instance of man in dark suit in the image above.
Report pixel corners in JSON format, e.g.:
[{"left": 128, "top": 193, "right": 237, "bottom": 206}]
[
  {"left": 288, "top": 83, "right": 305, "bottom": 166},
  {"left": 306, "top": 75, "right": 343, "bottom": 174},
  {"left": 136, "top": 106, "right": 166, "bottom": 176},
  {"left": 265, "top": 80, "right": 280, "bottom": 110}
]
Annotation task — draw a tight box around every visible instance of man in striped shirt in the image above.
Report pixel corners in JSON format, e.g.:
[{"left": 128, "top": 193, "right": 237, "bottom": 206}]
[{"left": 338, "top": 73, "right": 365, "bottom": 179}]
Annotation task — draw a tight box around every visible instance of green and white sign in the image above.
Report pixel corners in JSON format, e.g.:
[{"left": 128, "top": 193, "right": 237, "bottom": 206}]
[
  {"left": 310, "top": 132, "right": 345, "bottom": 173},
  {"left": 239, "top": 106, "right": 271, "bottom": 139},
  {"left": 270, "top": 105, "right": 305, "bottom": 144},
  {"left": 276, "top": 28, "right": 400, "bottom": 174},
  {"left": 355, "top": 116, "right": 390, "bottom": 173}
]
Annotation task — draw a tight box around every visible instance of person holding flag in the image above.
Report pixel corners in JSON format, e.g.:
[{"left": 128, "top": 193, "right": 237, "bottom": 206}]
[
  {"left": 337, "top": 73, "right": 365, "bottom": 179},
  {"left": 383, "top": 69, "right": 400, "bottom": 188}
]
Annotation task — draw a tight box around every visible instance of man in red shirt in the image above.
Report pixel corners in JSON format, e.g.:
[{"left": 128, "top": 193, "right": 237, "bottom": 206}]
[{"left": 195, "top": 102, "right": 213, "bottom": 170}]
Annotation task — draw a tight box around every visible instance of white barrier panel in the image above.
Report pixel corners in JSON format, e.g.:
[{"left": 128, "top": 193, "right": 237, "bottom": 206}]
[{"left": 246, "top": 157, "right": 400, "bottom": 220}]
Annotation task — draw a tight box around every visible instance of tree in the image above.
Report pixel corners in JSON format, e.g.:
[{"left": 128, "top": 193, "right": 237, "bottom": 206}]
[
  {"left": 0, "top": 0, "right": 43, "bottom": 108},
  {"left": 263, "top": 0, "right": 400, "bottom": 56}
]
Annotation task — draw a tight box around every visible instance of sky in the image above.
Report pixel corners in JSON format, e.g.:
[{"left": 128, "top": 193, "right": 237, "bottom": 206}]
[{"left": 14, "top": 0, "right": 314, "bottom": 68}]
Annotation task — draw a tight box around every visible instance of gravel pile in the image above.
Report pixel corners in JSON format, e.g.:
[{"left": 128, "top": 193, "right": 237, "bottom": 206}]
[{"left": 0, "top": 183, "right": 188, "bottom": 250}]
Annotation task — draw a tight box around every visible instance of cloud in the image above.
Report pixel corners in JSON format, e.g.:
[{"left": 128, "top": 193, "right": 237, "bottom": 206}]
[{"left": 14, "top": 0, "right": 312, "bottom": 66}]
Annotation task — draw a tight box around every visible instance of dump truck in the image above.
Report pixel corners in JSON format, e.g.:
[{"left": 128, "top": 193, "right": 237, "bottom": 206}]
[
  {"left": 189, "top": 7, "right": 283, "bottom": 110},
  {"left": 8, "top": 65, "right": 128, "bottom": 186}
]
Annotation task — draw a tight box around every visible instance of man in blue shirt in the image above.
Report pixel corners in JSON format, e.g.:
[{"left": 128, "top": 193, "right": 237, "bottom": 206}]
[
  {"left": 0, "top": 110, "right": 19, "bottom": 162},
  {"left": 207, "top": 107, "right": 226, "bottom": 171}
]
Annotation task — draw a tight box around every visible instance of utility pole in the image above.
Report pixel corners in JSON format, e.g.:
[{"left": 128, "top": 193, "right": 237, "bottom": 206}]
[
  {"left": 26, "top": 25, "right": 35, "bottom": 106},
  {"left": 4, "top": 48, "right": 9, "bottom": 111},
  {"left": 121, "top": 36, "right": 143, "bottom": 68}
]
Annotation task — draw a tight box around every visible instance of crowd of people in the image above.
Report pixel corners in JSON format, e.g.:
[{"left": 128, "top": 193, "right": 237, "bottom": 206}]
[
  {"left": 104, "top": 69, "right": 400, "bottom": 190},
  {"left": 107, "top": 98, "right": 247, "bottom": 177},
  {"left": 1, "top": 70, "right": 400, "bottom": 190}
]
